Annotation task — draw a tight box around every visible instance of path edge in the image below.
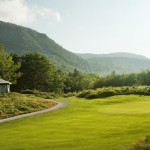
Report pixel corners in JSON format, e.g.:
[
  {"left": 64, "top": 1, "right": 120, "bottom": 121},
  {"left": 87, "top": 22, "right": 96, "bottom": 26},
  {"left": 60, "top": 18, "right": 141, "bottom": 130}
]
[{"left": 0, "top": 101, "right": 67, "bottom": 123}]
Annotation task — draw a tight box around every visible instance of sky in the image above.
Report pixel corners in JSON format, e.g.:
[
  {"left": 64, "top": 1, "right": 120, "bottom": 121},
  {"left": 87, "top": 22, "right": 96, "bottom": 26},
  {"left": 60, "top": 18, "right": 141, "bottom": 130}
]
[{"left": 0, "top": 0, "right": 150, "bottom": 58}]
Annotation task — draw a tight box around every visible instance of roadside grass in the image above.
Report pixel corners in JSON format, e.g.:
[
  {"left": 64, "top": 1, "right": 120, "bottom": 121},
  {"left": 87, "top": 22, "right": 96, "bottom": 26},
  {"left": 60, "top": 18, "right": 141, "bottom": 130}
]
[
  {"left": 0, "top": 95, "right": 150, "bottom": 150},
  {"left": 0, "top": 92, "right": 56, "bottom": 119}
]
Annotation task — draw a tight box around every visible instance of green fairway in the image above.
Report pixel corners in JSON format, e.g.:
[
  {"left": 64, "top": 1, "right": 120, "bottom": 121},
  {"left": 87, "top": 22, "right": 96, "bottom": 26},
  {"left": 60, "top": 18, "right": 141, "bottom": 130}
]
[{"left": 0, "top": 95, "right": 150, "bottom": 150}]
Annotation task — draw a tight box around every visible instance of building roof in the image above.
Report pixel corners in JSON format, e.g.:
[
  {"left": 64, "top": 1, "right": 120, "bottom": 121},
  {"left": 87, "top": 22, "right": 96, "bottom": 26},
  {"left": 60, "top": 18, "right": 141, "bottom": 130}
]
[{"left": 0, "top": 79, "right": 11, "bottom": 84}]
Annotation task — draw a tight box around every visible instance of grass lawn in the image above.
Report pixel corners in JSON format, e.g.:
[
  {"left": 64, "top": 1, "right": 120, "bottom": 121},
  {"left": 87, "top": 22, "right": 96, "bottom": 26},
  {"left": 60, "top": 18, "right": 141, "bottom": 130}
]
[{"left": 0, "top": 95, "right": 150, "bottom": 150}]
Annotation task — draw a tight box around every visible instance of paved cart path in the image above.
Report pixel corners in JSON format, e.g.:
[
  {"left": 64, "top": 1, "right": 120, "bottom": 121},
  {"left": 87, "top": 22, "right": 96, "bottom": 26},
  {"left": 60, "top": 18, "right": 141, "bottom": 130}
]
[{"left": 0, "top": 101, "right": 68, "bottom": 123}]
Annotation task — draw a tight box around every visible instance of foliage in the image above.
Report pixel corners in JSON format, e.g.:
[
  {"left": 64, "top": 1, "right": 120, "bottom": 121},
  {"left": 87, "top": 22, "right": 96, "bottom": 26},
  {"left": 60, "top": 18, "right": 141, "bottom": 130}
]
[
  {"left": 9, "top": 52, "right": 96, "bottom": 93},
  {"left": 78, "top": 86, "right": 150, "bottom": 99},
  {"left": 16, "top": 52, "right": 56, "bottom": 92},
  {"left": 94, "top": 70, "right": 150, "bottom": 88},
  {"left": 63, "top": 92, "right": 78, "bottom": 97},
  {"left": 129, "top": 135, "right": 150, "bottom": 150},
  {"left": 21, "top": 89, "right": 58, "bottom": 99},
  {"left": 0, "top": 44, "right": 21, "bottom": 83},
  {"left": 0, "top": 92, "right": 56, "bottom": 119},
  {"left": 64, "top": 69, "right": 98, "bottom": 93}
]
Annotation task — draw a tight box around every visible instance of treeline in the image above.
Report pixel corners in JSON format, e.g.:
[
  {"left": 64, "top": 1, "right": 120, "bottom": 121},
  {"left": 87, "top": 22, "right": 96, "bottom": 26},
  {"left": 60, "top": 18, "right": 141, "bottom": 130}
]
[
  {"left": 94, "top": 71, "right": 150, "bottom": 88},
  {"left": 0, "top": 45, "right": 98, "bottom": 94},
  {"left": 1, "top": 43, "right": 150, "bottom": 95}
]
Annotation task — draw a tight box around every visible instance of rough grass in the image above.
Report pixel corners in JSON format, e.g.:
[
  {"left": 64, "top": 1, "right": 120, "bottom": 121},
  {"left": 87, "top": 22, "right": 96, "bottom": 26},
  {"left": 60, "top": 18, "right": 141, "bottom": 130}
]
[
  {"left": 0, "top": 95, "right": 150, "bottom": 150},
  {"left": 0, "top": 92, "right": 56, "bottom": 119}
]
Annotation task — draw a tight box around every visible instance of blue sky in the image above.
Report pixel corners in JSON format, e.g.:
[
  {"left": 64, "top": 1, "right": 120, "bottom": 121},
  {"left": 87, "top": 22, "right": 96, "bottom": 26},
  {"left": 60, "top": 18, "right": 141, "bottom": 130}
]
[{"left": 0, "top": 0, "right": 150, "bottom": 58}]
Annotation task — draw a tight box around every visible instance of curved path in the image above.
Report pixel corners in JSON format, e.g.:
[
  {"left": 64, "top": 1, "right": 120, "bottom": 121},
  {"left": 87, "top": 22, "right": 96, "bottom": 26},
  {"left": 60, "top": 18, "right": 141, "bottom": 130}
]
[{"left": 0, "top": 101, "right": 68, "bottom": 123}]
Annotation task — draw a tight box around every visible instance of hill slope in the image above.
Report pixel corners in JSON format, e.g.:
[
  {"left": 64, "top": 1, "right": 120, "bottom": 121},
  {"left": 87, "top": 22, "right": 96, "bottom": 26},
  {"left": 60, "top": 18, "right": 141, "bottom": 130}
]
[
  {"left": 1, "top": 20, "right": 150, "bottom": 74},
  {"left": 76, "top": 53, "right": 150, "bottom": 74},
  {"left": 0, "top": 21, "right": 91, "bottom": 73}
]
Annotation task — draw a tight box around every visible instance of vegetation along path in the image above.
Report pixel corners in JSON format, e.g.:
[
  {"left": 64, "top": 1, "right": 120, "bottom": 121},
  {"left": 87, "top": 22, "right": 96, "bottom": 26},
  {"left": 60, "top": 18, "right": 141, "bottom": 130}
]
[{"left": 0, "top": 101, "right": 68, "bottom": 123}]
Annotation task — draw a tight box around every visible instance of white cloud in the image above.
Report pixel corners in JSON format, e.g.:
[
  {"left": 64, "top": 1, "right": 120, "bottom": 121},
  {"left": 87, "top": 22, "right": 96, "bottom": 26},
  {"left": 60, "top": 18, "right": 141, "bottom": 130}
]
[{"left": 0, "top": 0, "right": 62, "bottom": 25}]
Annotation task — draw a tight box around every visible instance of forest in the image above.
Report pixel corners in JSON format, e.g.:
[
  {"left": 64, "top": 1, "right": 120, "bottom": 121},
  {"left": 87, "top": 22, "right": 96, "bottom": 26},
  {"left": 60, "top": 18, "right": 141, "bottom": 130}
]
[{"left": 1, "top": 43, "right": 150, "bottom": 97}]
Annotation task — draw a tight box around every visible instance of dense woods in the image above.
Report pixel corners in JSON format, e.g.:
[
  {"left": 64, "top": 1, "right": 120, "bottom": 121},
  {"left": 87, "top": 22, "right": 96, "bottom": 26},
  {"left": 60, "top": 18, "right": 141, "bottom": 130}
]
[
  {"left": 94, "top": 70, "right": 150, "bottom": 88},
  {"left": 1, "top": 44, "right": 150, "bottom": 96},
  {"left": 0, "top": 22, "right": 150, "bottom": 95},
  {"left": 4, "top": 47, "right": 97, "bottom": 93}
]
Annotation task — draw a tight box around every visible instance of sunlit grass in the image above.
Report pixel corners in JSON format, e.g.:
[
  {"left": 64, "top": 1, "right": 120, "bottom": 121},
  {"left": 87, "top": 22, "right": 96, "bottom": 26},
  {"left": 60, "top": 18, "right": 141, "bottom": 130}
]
[{"left": 0, "top": 95, "right": 150, "bottom": 150}]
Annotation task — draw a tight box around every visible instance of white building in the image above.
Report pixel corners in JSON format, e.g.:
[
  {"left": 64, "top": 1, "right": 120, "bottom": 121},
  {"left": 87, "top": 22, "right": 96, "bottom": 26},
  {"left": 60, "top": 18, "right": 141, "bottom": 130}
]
[{"left": 0, "top": 79, "right": 11, "bottom": 93}]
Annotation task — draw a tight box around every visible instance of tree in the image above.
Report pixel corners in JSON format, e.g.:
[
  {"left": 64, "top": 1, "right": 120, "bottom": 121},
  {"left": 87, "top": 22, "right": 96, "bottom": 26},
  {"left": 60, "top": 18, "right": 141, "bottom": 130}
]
[
  {"left": 17, "top": 52, "right": 55, "bottom": 91},
  {"left": 0, "top": 44, "right": 21, "bottom": 83},
  {"left": 64, "top": 69, "right": 83, "bottom": 92},
  {"left": 52, "top": 70, "right": 65, "bottom": 94}
]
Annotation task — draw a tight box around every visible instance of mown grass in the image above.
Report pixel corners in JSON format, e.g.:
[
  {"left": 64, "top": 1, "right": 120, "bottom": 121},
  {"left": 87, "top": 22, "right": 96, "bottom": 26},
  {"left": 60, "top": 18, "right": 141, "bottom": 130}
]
[
  {"left": 0, "top": 92, "right": 56, "bottom": 119},
  {"left": 0, "top": 95, "right": 150, "bottom": 150}
]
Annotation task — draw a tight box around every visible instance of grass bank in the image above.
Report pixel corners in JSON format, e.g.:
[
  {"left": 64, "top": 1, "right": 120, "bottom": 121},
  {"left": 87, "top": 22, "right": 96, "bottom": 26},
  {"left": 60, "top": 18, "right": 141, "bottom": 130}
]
[
  {"left": 0, "top": 95, "right": 150, "bottom": 150},
  {"left": 0, "top": 92, "right": 56, "bottom": 119}
]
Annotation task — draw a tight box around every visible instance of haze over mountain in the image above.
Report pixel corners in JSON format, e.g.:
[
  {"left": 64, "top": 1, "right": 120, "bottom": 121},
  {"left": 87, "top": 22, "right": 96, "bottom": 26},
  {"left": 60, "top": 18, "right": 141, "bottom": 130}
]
[
  {"left": 76, "top": 52, "right": 148, "bottom": 59},
  {"left": 76, "top": 53, "right": 150, "bottom": 74},
  {"left": 0, "top": 20, "right": 150, "bottom": 74}
]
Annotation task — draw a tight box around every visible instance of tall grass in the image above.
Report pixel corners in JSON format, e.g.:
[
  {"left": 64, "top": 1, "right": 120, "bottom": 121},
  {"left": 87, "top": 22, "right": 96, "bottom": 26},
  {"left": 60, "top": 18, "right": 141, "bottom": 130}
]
[{"left": 0, "top": 92, "right": 56, "bottom": 119}]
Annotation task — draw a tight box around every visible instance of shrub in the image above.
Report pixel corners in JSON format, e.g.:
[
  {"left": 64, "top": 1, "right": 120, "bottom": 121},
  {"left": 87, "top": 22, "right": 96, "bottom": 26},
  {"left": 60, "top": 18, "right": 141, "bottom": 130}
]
[
  {"left": 129, "top": 135, "right": 150, "bottom": 150},
  {"left": 21, "top": 89, "right": 58, "bottom": 99},
  {"left": 77, "top": 86, "right": 150, "bottom": 99},
  {"left": 0, "top": 92, "right": 56, "bottom": 119},
  {"left": 21, "top": 89, "right": 35, "bottom": 94},
  {"left": 63, "top": 92, "right": 77, "bottom": 98}
]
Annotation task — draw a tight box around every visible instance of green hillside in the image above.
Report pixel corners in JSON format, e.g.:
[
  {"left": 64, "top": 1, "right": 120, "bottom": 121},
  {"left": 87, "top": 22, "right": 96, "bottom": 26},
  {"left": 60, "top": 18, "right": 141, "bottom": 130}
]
[
  {"left": 1, "top": 20, "right": 150, "bottom": 74},
  {"left": 77, "top": 53, "right": 150, "bottom": 74},
  {"left": 0, "top": 21, "right": 92, "bottom": 73}
]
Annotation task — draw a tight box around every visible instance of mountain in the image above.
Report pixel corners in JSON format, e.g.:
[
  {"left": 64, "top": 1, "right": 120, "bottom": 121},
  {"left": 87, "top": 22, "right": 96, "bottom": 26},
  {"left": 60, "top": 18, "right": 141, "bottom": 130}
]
[
  {"left": 0, "top": 21, "right": 92, "bottom": 73},
  {"left": 76, "top": 53, "right": 150, "bottom": 74},
  {"left": 76, "top": 52, "right": 148, "bottom": 59},
  {"left": 0, "top": 20, "right": 150, "bottom": 74}
]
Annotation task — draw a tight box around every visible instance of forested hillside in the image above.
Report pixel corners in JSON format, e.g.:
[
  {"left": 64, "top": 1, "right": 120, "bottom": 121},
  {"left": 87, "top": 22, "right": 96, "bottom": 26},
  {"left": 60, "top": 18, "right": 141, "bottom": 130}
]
[
  {"left": 0, "top": 21, "right": 92, "bottom": 73},
  {"left": 1, "top": 20, "right": 150, "bottom": 74},
  {"left": 77, "top": 53, "right": 150, "bottom": 74}
]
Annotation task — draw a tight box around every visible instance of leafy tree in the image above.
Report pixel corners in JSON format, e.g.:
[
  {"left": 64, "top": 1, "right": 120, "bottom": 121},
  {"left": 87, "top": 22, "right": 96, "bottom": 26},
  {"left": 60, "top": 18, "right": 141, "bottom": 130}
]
[
  {"left": 80, "top": 74, "right": 99, "bottom": 90},
  {"left": 64, "top": 69, "right": 98, "bottom": 93},
  {"left": 17, "top": 52, "right": 55, "bottom": 92},
  {"left": 52, "top": 70, "right": 65, "bottom": 94},
  {"left": 64, "top": 69, "right": 83, "bottom": 92},
  {"left": 0, "top": 44, "right": 21, "bottom": 83},
  {"left": 137, "top": 70, "right": 150, "bottom": 85}
]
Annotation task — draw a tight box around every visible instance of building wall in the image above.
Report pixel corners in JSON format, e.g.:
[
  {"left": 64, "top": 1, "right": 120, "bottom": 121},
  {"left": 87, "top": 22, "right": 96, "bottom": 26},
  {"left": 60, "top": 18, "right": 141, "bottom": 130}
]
[{"left": 0, "top": 84, "right": 10, "bottom": 93}]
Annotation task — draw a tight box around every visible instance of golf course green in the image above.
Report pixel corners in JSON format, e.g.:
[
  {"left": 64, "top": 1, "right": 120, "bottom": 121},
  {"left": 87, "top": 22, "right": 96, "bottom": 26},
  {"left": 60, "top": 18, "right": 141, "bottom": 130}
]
[{"left": 0, "top": 95, "right": 150, "bottom": 150}]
